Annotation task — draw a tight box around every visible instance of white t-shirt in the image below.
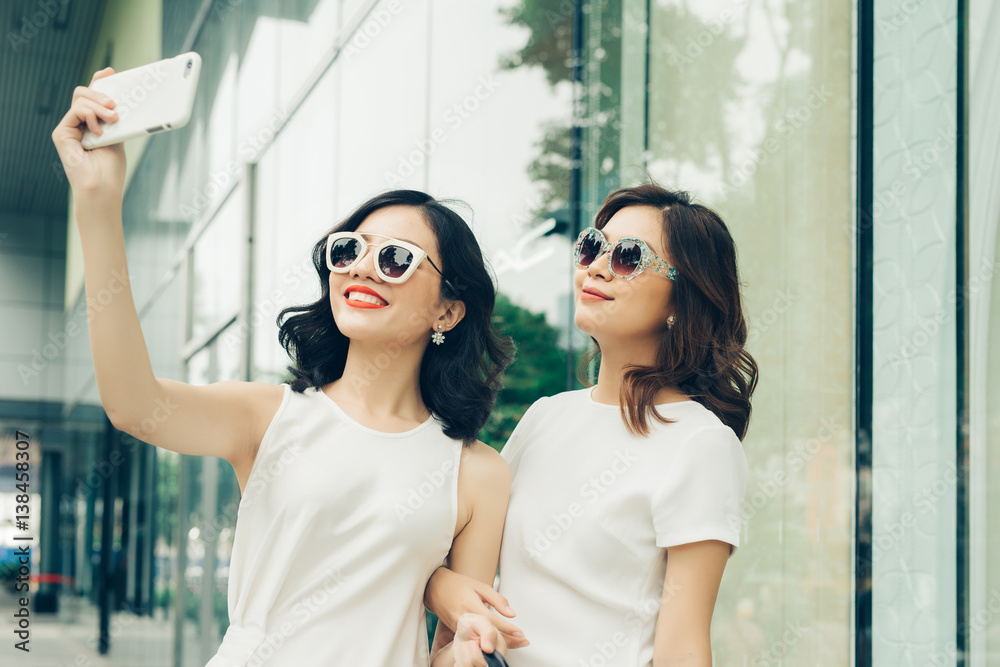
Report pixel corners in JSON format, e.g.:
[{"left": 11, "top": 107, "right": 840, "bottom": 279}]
[{"left": 497, "top": 388, "right": 748, "bottom": 667}]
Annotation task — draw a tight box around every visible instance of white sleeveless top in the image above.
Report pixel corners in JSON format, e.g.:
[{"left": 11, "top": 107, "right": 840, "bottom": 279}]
[{"left": 206, "top": 383, "right": 463, "bottom": 667}]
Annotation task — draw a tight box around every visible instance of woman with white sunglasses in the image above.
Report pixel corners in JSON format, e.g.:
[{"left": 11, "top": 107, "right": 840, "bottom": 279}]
[
  {"left": 53, "top": 68, "right": 514, "bottom": 666},
  {"left": 426, "top": 182, "right": 758, "bottom": 667}
]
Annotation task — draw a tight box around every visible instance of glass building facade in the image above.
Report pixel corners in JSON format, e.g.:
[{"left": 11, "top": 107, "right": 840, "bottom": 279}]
[{"left": 0, "top": 0, "right": 998, "bottom": 665}]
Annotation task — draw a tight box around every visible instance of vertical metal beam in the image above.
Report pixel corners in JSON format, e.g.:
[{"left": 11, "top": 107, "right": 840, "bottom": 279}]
[
  {"left": 567, "top": 0, "right": 584, "bottom": 390},
  {"left": 199, "top": 457, "right": 219, "bottom": 662},
  {"left": 854, "top": 0, "right": 874, "bottom": 664},
  {"left": 84, "top": 433, "right": 97, "bottom": 600},
  {"left": 126, "top": 438, "right": 140, "bottom": 606},
  {"left": 242, "top": 162, "right": 256, "bottom": 383},
  {"left": 144, "top": 447, "right": 157, "bottom": 617},
  {"left": 38, "top": 448, "right": 62, "bottom": 613},
  {"left": 643, "top": 0, "right": 651, "bottom": 163},
  {"left": 955, "top": 0, "right": 970, "bottom": 661},
  {"left": 172, "top": 455, "right": 189, "bottom": 667},
  {"left": 98, "top": 417, "right": 116, "bottom": 653}
]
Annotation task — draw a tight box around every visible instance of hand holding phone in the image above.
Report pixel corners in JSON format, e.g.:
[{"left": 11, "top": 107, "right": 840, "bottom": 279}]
[
  {"left": 483, "top": 650, "right": 510, "bottom": 667},
  {"left": 51, "top": 67, "right": 126, "bottom": 197},
  {"left": 80, "top": 52, "right": 201, "bottom": 150}
]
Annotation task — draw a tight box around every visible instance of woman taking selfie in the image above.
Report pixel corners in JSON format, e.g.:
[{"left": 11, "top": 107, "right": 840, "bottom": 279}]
[
  {"left": 427, "top": 182, "right": 758, "bottom": 667},
  {"left": 52, "top": 67, "right": 515, "bottom": 666}
]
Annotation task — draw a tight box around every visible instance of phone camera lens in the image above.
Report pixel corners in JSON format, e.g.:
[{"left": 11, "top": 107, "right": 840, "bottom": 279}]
[{"left": 187, "top": 60, "right": 192, "bottom": 68}]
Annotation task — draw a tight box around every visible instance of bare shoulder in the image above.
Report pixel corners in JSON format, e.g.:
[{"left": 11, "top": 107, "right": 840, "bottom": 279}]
[
  {"left": 159, "top": 377, "right": 285, "bottom": 403},
  {"left": 236, "top": 379, "right": 286, "bottom": 409},
  {"left": 239, "top": 381, "right": 287, "bottom": 446},
  {"left": 186, "top": 379, "right": 284, "bottom": 411},
  {"left": 189, "top": 380, "right": 287, "bottom": 457},
  {"left": 454, "top": 441, "right": 511, "bottom": 537},
  {"left": 138, "top": 379, "right": 289, "bottom": 481},
  {"left": 458, "top": 441, "right": 511, "bottom": 495}
]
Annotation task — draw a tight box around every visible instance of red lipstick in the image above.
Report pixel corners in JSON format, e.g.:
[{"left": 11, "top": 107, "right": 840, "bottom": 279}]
[{"left": 344, "top": 285, "right": 389, "bottom": 309}]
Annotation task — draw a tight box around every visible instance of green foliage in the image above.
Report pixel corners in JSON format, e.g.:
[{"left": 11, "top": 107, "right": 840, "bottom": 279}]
[
  {"left": 478, "top": 293, "right": 585, "bottom": 450},
  {"left": 156, "top": 451, "right": 179, "bottom": 547},
  {"left": 154, "top": 584, "right": 172, "bottom": 610},
  {"left": 493, "top": 294, "right": 569, "bottom": 403},
  {"left": 426, "top": 611, "right": 438, "bottom": 653},
  {"left": 525, "top": 120, "right": 572, "bottom": 227},
  {"left": 499, "top": 0, "right": 746, "bottom": 215},
  {"left": 0, "top": 560, "right": 20, "bottom": 593},
  {"left": 498, "top": 0, "right": 574, "bottom": 85},
  {"left": 497, "top": 0, "right": 575, "bottom": 217}
]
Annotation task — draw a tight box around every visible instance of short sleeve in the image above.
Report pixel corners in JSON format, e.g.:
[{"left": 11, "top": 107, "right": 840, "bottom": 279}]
[
  {"left": 651, "top": 425, "right": 748, "bottom": 557},
  {"left": 500, "top": 396, "right": 549, "bottom": 478}
]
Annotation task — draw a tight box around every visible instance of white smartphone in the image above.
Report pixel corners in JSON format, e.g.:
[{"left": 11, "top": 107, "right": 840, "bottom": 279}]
[{"left": 81, "top": 52, "right": 202, "bottom": 150}]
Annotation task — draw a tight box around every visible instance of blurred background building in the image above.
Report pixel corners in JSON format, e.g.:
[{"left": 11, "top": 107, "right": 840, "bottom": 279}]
[{"left": 0, "top": 0, "right": 997, "bottom": 665}]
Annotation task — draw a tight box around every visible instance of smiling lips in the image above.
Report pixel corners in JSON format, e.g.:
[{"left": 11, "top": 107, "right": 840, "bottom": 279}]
[
  {"left": 344, "top": 285, "right": 389, "bottom": 309},
  {"left": 581, "top": 286, "right": 612, "bottom": 302}
]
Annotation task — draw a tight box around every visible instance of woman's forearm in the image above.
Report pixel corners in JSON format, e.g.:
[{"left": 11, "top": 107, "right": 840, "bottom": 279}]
[
  {"left": 75, "top": 195, "right": 159, "bottom": 430},
  {"left": 424, "top": 566, "right": 449, "bottom": 622}
]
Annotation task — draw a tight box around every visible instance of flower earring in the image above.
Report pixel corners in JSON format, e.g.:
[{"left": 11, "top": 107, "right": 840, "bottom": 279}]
[
  {"left": 667, "top": 315, "right": 676, "bottom": 329},
  {"left": 431, "top": 324, "right": 445, "bottom": 345}
]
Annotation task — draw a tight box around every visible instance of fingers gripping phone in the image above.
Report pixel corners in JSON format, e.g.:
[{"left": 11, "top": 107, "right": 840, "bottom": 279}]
[
  {"left": 483, "top": 650, "right": 509, "bottom": 667},
  {"left": 81, "top": 52, "right": 202, "bottom": 150}
]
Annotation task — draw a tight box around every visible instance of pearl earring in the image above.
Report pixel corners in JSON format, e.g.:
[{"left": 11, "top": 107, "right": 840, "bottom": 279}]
[
  {"left": 667, "top": 315, "right": 676, "bottom": 328},
  {"left": 431, "top": 324, "right": 445, "bottom": 345}
]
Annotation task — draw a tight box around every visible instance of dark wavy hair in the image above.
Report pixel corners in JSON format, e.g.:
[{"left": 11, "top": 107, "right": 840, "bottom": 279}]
[
  {"left": 577, "top": 182, "right": 758, "bottom": 440},
  {"left": 276, "top": 190, "right": 514, "bottom": 445}
]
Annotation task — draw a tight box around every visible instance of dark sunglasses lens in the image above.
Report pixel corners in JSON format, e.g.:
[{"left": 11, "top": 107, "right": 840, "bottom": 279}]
[
  {"left": 379, "top": 245, "right": 414, "bottom": 279},
  {"left": 577, "top": 231, "right": 603, "bottom": 266},
  {"left": 611, "top": 241, "right": 642, "bottom": 276},
  {"left": 330, "top": 238, "right": 361, "bottom": 268}
]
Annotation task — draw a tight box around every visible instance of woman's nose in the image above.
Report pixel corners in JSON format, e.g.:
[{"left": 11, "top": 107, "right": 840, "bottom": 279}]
[
  {"left": 351, "top": 245, "right": 381, "bottom": 281},
  {"left": 588, "top": 251, "right": 612, "bottom": 280}
]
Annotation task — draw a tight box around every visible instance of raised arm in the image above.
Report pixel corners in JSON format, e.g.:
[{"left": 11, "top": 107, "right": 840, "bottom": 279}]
[
  {"left": 427, "top": 441, "right": 519, "bottom": 666},
  {"left": 51, "top": 68, "right": 282, "bottom": 483}
]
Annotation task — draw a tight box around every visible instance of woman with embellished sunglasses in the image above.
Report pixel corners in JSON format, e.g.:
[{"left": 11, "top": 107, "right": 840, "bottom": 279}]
[
  {"left": 53, "top": 68, "right": 514, "bottom": 666},
  {"left": 426, "top": 182, "right": 758, "bottom": 667}
]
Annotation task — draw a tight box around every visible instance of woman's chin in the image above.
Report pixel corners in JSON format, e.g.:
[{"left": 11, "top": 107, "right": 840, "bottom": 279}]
[
  {"left": 574, "top": 311, "right": 598, "bottom": 336},
  {"left": 335, "top": 319, "right": 427, "bottom": 349},
  {"left": 332, "top": 317, "right": 387, "bottom": 341}
]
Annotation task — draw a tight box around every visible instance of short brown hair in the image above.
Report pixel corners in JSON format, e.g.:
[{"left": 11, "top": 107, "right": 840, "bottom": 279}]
[{"left": 578, "top": 182, "right": 758, "bottom": 440}]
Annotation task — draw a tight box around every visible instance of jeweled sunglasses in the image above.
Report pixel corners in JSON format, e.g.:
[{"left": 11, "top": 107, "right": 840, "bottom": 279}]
[
  {"left": 325, "top": 231, "right": 445, "bottom": 284},
  {"left": 573, "top": 227, "right": 678, "bottom": 281}
]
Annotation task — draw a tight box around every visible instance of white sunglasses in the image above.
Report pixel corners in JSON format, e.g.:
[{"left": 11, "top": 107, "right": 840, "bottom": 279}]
[{"left": 325, "top": 231, "right": 445, "bottom": 284}]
